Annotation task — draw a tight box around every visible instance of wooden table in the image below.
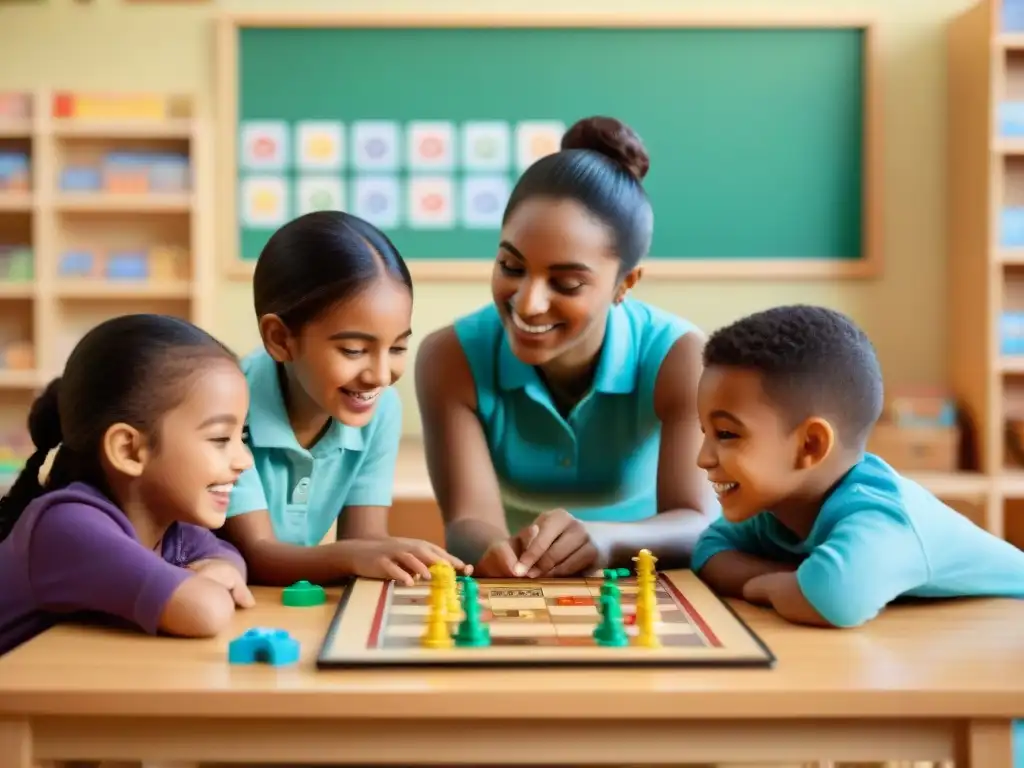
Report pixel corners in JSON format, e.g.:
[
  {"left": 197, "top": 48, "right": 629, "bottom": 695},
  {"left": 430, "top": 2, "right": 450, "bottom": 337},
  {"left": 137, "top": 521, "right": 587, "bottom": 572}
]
[{"left": 0, "top": 587, "right": 1021, "bottom": 767}]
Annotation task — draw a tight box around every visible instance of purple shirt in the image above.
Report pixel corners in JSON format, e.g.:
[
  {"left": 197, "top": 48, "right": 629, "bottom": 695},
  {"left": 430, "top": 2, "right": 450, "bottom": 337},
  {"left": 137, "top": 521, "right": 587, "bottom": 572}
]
[{"left": 0, "top": 482, "right": 246, "bottom": 656}]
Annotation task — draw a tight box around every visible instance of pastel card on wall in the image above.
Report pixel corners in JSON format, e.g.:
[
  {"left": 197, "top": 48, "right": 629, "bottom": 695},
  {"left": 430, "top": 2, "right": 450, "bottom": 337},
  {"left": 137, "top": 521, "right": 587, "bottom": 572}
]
[
  {"left": 240, "top": 121, "right": 289, "bottom": 171},
  {"left": 352, "top": 176, "right": 400, "bottom": 228},
  {"left": 296, "top": 176, "right": 345, "bottom": 215},
  {"left": 515, "top": 120, "right": 565, "bottom": 172},
  {"left": 462, "top": 121, "right": 511, "bottom": 171},
  {"left": 407, "top": 121, "right": 455, "bottom": 171},
  {"left": 462, "top": 175, "right": 510, "bottom": 229},
  {"left": 352, "top": 121, "right": 400, "bottom": 171},
  {"left": 408, "top": 176, "right": 455, "bottom": 229},
  {"left": 240, "top": 176, "right": 288, "bottom": 228},
  {"left": 296, "top": 121, "right": 345, "bottom": 171}
]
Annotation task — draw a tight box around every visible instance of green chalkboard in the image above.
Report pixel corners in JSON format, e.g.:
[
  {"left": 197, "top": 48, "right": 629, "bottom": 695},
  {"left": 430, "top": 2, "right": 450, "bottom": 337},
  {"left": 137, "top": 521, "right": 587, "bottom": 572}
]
[{"left": 232, "top": 24, "right": 868, "bottom": 270}]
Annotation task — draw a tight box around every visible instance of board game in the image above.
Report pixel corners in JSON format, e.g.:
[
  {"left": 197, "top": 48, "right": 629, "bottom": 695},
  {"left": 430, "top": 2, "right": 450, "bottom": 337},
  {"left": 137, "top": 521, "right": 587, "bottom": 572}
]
[{"left": 316, "top": 560, "right": 774, "bottom": 669}]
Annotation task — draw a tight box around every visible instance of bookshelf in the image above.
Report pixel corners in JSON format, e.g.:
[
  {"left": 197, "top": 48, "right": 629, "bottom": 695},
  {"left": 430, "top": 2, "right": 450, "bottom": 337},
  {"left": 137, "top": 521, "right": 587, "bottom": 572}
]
[
  {"left": 0, "top": 89, "right": 212, "bottom": 486},
  {"left": 949, "top": 0, "right": 1024, "bottom": 547}
]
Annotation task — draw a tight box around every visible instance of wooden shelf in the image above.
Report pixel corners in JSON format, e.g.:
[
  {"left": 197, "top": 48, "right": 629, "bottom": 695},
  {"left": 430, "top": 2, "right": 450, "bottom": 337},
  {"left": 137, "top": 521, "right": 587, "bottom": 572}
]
[
  {"left": 0, "top": 283, "right": 34, "bottom": 299},
  {"left": 0, "top": 88, "right": 211, "bottom": 473},
  {"left": 0, "top": 194, "right": 32, "bottom": 212},
  {"left": 0, "top": 120, "right": 32, "bottom": 139},
  {"left": 0, "top": 370, "right": 43, "bottom": 390},
  {"left": 53, "top": 193, "right": 193, "bottom": 213},
  {"left": 54, "top": 280, "right": 191, "bottom": 299},
  {"left": 51, "top": 118, "right": 194, "bottom": 140},
  {"left": 947, "top": 0, "right": 1024, "bottom": 545}
]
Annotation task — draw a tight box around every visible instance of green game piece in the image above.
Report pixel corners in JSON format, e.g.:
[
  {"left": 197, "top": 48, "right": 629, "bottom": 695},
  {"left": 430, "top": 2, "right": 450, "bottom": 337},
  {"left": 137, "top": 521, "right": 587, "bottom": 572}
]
[
  {"left": 282, "top": 580, "right": 326, "bottom": 607},
  {"left": 452, "top": 575, "right": 490, "bottom": 647},
  {"left": 592, "top": 592, "right": 628, "bottom": 647}
]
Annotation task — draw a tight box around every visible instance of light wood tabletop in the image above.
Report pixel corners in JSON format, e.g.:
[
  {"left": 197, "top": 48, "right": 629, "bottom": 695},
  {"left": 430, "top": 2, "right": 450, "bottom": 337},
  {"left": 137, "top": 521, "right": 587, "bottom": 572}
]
[{"left": 0, "top": 586, "right": 1021, "bottom": 767}]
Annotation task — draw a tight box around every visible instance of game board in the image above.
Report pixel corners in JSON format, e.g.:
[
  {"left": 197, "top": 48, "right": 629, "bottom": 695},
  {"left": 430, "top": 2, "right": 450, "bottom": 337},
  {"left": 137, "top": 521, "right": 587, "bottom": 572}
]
[{"left": 317, "top": 568, "right": 774, "bottom": 668}]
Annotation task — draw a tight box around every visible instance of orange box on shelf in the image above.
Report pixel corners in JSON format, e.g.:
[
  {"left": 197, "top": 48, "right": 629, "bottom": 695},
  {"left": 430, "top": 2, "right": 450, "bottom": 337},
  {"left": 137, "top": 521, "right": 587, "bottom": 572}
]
[
  {"left": 867, "top": 422, "right": 960, "bottom": 473},
  {"left": 149, "top": 245, "right": 188, "bottom": 280},
  {"left": 0, "top": 93, "right": 31, "bottom": 120},
  {"left": 1, "top": 342, "right": 35, "bottom": 371},
  {"left": 52, "top": 92, "right": 167, "bottom": 121}
]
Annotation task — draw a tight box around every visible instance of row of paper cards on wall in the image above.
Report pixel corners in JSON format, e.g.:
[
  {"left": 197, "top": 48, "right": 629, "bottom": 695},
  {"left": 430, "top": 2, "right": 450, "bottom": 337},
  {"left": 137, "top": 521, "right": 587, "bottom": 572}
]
[{"left": 239, "top": 118, "right": 565, "bottom": 230}]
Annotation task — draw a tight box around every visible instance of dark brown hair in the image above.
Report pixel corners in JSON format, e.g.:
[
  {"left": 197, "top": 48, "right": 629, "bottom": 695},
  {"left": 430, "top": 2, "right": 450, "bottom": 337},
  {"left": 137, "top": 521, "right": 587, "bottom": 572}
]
[
  {"left": 0, "top": 314, "right": 237, "bottom": 541},
  {"left": 253, "top": 210, "right": 413, "bottom": 332},
  {"left": 503, "top": 115, "right": 653, "bottom": 272}
]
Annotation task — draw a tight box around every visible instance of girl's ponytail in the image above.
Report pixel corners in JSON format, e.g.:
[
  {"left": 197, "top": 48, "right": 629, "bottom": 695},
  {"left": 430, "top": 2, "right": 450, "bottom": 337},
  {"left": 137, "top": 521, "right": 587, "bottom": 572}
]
[{"left": 0, "top": 378, "right": 64, "bottom": 541}]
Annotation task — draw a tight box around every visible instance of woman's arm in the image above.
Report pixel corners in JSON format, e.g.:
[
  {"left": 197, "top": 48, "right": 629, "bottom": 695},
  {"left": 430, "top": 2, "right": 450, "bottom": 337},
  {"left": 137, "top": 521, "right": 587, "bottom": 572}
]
[
  {"left": 585, "top": 331, "right": 716, "bottom": 568},
  {"left": 415, "top": 326, "right": 511, "bottom": 565}
]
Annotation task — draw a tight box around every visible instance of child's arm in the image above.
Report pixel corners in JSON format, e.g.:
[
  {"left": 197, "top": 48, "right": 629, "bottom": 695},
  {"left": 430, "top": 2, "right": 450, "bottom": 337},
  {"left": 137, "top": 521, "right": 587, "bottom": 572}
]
[
  {"left": 745, "top": 504, "right": 929, "bottom": 628},
  {"left": 30, "top": 503, "right": 236, "bottom": 638},
  {"left": 691, "top": 516, "right": 793, "bottom": 598},
  {"left": 182, "top": 529, "right": 248, "bottom": 580}
]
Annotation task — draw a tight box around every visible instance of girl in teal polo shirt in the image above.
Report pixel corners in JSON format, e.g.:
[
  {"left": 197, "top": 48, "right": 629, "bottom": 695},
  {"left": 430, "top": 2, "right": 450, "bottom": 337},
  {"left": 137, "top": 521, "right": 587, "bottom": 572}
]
[
  {"left": 222, "top": 210, "right": 464, "bottom": 586},
  {"left": 416, "top": 116, "right": 717, "bottom": 578}
]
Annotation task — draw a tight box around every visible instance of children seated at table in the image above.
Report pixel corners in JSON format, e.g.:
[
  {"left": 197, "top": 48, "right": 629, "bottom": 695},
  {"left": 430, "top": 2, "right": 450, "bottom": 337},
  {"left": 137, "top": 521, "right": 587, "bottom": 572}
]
[
  {"left": 0, "top": 314, "right": 254, "bottom": 657},
  {"left": 220, "top": 210, "right": 465, "bottom": 586},
  {"left": 691, "top": 304, "right": 1024, "bottom": 627}
]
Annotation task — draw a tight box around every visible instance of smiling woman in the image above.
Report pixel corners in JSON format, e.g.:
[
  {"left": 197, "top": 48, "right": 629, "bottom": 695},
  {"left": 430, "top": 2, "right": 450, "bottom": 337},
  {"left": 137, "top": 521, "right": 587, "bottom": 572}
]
[
  {"left": 220, "top": 211, "right": 466, "bottom": 588},
  {"left": 415, "top": 116, "right": 719, "bottom": 578}
]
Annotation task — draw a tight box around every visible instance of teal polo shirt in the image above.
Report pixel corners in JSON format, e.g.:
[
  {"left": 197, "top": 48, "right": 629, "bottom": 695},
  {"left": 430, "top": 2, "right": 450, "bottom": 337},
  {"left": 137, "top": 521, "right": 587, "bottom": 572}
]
[
  {"left": 453, "top": 299, "right": 698, "bottom": 532},
  {"left": 226, "top": 349, "right": 403, "bottom": 546}
]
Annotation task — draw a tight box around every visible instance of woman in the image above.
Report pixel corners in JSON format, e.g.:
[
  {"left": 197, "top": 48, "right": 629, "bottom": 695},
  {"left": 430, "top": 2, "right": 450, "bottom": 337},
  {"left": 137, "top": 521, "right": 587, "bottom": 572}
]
[{"left": 416, "top": 116, "right": 716, "bottom": 577}]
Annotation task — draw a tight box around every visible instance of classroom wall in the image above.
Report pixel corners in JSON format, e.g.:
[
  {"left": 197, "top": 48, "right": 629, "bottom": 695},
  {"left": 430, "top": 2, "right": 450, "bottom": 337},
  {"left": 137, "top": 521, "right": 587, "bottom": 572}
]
[{"left": 0, "top": 0, "right": 972, "bottom": 435}]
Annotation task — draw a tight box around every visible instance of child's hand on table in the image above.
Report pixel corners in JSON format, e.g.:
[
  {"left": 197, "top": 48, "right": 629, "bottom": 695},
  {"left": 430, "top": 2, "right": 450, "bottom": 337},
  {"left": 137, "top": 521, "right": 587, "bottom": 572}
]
[
  {"left": 189, "top": 560, "right": 256, "bottom": 608},
  {"left": 344, "top": 538, "right": 467, "bottom": 586}
]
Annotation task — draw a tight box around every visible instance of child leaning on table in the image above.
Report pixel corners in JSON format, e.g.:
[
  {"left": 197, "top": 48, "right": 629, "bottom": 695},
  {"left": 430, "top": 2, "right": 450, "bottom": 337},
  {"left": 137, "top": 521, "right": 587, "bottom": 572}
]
[
  {"left": 0, "top": 314, "right": 255, "bottom": 657},
  {"left": 219, "top": 210, "right": 465, "bottom": 587},
  {"left": 691, "top": 304, "right": 1024, "bottom": 628}
]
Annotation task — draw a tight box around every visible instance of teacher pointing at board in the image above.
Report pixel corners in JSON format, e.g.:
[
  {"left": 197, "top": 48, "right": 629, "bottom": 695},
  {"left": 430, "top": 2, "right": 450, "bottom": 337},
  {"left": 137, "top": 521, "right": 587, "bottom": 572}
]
[{"left": 415, "top": 116, "right": 716, "bottom": 578}]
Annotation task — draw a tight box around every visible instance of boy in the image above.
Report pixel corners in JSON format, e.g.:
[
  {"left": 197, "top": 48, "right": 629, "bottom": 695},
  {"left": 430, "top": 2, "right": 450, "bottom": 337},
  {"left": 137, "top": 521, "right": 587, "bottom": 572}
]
[{"left": 691, "top": 304, "right": 1024, "bottom": 628}]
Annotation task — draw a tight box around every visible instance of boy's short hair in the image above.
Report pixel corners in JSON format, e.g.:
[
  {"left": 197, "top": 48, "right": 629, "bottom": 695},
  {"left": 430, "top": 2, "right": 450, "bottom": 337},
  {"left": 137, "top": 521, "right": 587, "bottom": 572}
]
[{"left": 703, "top": 304, "right": 883, "bottom": 447}]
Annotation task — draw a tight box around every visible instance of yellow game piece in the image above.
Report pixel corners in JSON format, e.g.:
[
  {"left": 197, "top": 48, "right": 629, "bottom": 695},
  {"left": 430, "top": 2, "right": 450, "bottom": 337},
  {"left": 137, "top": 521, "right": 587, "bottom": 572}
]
[
  {"left": 421, "top": 563, "right": 453, "bottom": 649},
  {"left": 632, "top": 548, "right": 658, "bottom": 582},
  {"left": 441, "top": 562, "right": 460, "bottom": 616},
  {"left": 634, "top": 585, "right": 661, "bottom": 648}
]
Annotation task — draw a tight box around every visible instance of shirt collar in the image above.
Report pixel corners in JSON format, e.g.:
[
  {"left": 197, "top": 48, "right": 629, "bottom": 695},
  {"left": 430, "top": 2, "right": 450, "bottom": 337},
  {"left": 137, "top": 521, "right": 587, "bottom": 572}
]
[
  {"left": 498, "top": 301, "right": 636, "bottom": 395},
  {"left": 244, "top": 349, "right": 365, "bottom": 453}
]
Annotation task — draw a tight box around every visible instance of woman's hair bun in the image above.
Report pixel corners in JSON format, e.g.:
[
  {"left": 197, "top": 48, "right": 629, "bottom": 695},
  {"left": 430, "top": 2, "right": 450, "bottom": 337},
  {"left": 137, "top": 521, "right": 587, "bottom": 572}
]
[{"left": 561, "top": 116, "right": 650, "bottom": 182}]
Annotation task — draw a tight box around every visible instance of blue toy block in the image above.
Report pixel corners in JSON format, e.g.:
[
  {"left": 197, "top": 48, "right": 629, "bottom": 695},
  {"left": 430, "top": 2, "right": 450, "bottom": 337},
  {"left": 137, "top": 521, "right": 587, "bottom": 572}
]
[
  {"left": 228, "top": 627, "right": 300, "bottom": 666},
  {"left": 149, "top": 153, "right": 191, "bottom": 192},
  {"left": 105, "top": 250, "right": 148, "bottom": 280},
  {"left": 999, "top": 102, "right": 1024, "bottom": 137},
  {"left": 1001, "top": 312, "right": 1024, "bottom": 356},
  {"left": 1004, "top": 0, "right": 1024, "bottom": 31},
  {"left": 58, "top": 250, "right": 95, "bottom": 277},
  {"left": 60, "top": 167, "right": 102, "bottom": 192},
  {"left": 1000, "top": 207, "right": 1024, "bottom": 247}
]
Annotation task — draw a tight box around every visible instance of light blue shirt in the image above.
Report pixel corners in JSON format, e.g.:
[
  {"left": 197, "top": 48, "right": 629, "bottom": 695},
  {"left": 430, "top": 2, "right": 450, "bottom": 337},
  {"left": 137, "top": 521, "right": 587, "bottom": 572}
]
[
  {"left": 226, "top": 348, "right": 402, "bottom": 546},
  {"left": 692, "top": 453, "right": 1024, "bottom": 627},
  {"left": 453, "top": 298, "right": 699, "bottom": 532}
]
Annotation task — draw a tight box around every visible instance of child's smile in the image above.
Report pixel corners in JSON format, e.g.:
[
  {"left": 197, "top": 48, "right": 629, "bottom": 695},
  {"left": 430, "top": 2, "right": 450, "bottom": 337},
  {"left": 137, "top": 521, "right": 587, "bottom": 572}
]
[{"left": 696, "top": 365, "right": 806, "bottom": 523}]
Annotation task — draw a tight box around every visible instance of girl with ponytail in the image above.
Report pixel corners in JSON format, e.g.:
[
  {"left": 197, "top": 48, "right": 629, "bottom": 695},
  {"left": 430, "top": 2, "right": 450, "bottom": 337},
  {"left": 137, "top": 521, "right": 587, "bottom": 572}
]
[{"left": 0, "top": 314, "right": 256, "bottom": 656}]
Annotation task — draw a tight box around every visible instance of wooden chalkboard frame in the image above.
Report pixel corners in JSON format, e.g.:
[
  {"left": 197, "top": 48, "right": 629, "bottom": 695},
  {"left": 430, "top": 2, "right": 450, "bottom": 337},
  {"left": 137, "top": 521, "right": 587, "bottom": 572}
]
[{"left": 216, "top": 11, "right": 881, "bottom": 281}]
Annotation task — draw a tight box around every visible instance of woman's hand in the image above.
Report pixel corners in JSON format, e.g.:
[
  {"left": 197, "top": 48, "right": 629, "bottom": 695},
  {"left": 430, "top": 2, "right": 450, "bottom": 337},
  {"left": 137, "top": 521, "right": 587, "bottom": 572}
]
[{"left": 512, "top": 508, "right": 603, "bottom": 578}]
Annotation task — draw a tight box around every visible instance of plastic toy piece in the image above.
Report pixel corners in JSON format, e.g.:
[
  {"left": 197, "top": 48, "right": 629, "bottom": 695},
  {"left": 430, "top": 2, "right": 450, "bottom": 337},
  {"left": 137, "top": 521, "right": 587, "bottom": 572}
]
[
  {"left": 453, "top": 575, "right": 490, "bottom": 647},
  {"left": 228, "top": 627, "right": 300, "bottom": 666},
  {"left": 421, "top": 563, "right": 453, "bottom": 649},
  {"left": 592, "top": 593, "right": 628, "bottom": 647},
  {"left": 282, "top": 580, "right": 326, "bottom": 607}
]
